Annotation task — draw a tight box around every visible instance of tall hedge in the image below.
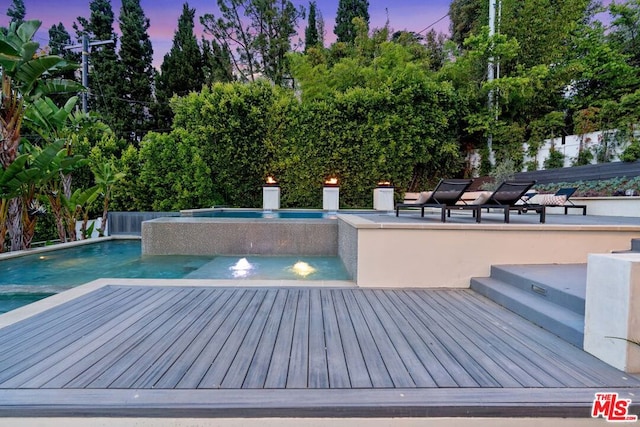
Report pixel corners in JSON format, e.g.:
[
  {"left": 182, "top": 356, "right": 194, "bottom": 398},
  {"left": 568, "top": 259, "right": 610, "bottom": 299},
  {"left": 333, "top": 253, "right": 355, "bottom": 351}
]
[
  {"left": 135, "top": 77, "right": 460, "bottom": 210},
  {"left": 275, "top": 81, "right": 460, "bottom": 208}
]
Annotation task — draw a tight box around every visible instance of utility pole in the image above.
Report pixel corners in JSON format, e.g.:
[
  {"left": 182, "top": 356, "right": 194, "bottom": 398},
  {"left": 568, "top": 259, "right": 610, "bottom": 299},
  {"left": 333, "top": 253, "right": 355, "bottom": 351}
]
[
  {"left": 487, "top": 0, "right": 497, "bottom": 168},
  {"left": 65, "top": 35, "right": 114, "bottom": 113}
]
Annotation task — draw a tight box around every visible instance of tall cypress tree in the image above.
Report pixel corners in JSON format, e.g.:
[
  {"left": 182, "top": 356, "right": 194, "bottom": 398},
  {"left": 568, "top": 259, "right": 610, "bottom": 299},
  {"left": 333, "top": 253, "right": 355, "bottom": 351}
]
[
  {"left": 48, "top": 23, "right": 81, "bottom": 102},
  {"left": 154, "top": 3, "right": 205, "bottom": 130},
  {"left": 6, "top": 0, "right": 25, "bottom": 26},
  {"left": 74, "top": 0, "right": 124, "bottom": 138},
  {"left": 305, "top": 1, "right": 319, "bottom": 51},
  {"left": 201, "top": 38, "right": 234, "bottom": 85},
  {"left": 118, "top": 0, "right": 154, "bottom": 142},
  {"left": 334, "top": 0, "right": 369, "bottom": 43}
]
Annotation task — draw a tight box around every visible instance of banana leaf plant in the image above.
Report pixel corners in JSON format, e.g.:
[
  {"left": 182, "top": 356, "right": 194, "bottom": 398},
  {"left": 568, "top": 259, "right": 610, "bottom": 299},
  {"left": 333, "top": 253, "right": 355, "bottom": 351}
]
[
  {"left": 1, "top": 19, "right": 84, "bottom": 251},
  {"left": 63, "top": 185, "right": 100, "bottom": 242},
  {"left": 24, "top": 140, "right": 88, "bottom": 243},
  {"left": 92, "top": 162, "right": 125, "bottom": 237},
  {"left": 0, "top": 154, "right": 39, "bottom": 252}
]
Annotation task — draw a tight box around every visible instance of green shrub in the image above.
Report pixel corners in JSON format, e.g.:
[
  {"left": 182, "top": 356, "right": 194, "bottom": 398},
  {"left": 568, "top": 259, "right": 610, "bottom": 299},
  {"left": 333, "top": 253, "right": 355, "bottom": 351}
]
[
  {"left": 621, "top": 141, "right": 640, "bottom": 162},
  {"left": 543, "top": 146, "right": 565, "bottom": 169},
  {"left": 481, "top": 158, "right": 517, "bottom": 191},
  {"left": 572, "top": 148, "right": 594, "bottom": 166}
]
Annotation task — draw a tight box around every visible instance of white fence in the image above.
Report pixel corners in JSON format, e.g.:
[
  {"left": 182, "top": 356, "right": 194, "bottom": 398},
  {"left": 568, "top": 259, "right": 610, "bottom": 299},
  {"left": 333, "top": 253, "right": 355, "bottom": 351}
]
[{"left": 523, "top": 128, "right": 640, "bottom": 171}]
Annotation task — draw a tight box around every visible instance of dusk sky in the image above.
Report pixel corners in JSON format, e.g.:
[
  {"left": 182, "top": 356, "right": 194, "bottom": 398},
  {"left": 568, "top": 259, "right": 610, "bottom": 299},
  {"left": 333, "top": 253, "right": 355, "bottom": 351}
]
[{"left": 12, "top": 0, "right": 452, "bottom": 68}]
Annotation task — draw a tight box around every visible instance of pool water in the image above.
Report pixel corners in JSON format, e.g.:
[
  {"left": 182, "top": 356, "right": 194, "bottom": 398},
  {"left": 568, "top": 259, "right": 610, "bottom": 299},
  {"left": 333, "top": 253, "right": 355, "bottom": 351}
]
[
  {"left": 191, "top": 210, "right": 337, "bottom": 219},
  {"left": 0, "top": 240, "right": 351, "bottom": 314}
]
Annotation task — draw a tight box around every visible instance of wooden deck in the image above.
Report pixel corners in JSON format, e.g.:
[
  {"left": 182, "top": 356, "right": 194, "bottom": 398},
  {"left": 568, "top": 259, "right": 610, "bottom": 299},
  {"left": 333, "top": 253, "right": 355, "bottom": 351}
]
[{"left": 0, "top": 285, "right": 639, "bottom": 418}]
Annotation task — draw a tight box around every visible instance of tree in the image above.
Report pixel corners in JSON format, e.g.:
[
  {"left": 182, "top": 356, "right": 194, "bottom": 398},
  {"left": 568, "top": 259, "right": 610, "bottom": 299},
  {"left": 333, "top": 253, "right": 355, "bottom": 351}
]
[
  {"left": 201, "top": 37, "right": 234, "bottom": 85},
  {"left": 6, "top": 0, "right": 25, "bottom": 26},
  {"left": 0, "top": 20, "right": 83, "bottom": 251},
  {"left": 92, "top": 162, "right": 124, "bottom": 237},
  {"left": 74, "top": 0, "right": 125, "bottom": 138},
  {"left": 448, "top": 0, "right": 484, "bottom": 49},
  {"left": 118, "top": 0, "right": 155, "bottom": 142},
  {"left": 48, "top": 23, "right": 81, "bottom": 103},
  {"left": 334, "top": 0, "right": 369, "bottom": 44},
  {"left": 155, "top": 2, "right": 206, "bottom": 131},
  {"left": 608, "top": 0, "right": 640, "bottom": 67},
  {"left": 305, "top": 1, "right": 319, "bottom": 51},
  {"left": 500, "top": 0, "right": 595, "bottom": 70},
  {"left": 200, "top": 0, "right": 304, "bottom": 86}
]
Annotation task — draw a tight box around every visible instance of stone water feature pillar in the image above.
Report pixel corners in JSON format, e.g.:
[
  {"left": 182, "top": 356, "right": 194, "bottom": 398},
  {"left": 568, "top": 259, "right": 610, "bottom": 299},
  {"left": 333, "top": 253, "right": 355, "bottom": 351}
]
[
  {"left": 373, "top": 182, "right": 394, "bottom": 211},
  {"left": 323, "top": 178, "right": 339, "bottom": 212},
  {"left": 263, "top": 176, "right": 280, "bottom": 210},
  {"left": 584, "top": 253, "right": 640, "bottom": 373}
]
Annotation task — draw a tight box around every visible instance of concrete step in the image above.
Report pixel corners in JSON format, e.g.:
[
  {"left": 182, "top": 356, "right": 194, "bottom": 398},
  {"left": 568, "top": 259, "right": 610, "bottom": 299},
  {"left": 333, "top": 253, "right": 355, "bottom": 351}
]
[
  {"left": 612, "top": 238, "right": 640, "bottom": 253},
  {"left": 488, "top": 264, "right": 586, "bottom": 315},
  {"left": 470, "top": 276, "right": 584, "bottom": 348}
]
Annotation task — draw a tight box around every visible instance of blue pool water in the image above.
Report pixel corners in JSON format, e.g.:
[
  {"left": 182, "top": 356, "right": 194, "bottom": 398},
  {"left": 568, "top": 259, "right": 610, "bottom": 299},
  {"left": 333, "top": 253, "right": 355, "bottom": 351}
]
[
  {"left": 191, "top": 210, "right": 337, "bottom": 219},
  {"left": 0, "top": 240, "right": 351, "bottom": 314}
]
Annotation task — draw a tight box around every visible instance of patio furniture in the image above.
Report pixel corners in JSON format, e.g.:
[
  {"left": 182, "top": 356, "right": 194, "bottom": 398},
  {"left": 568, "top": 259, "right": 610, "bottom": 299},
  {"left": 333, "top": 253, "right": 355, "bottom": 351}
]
[
  {"left": 450, "top": 181, "right": 545, "bottom": 223},
  {"left": 395, "top": 179, "right": 473, "bottom": 222},
  {"left": 528, "top": 187, "right": 587, "bottom": 215}
]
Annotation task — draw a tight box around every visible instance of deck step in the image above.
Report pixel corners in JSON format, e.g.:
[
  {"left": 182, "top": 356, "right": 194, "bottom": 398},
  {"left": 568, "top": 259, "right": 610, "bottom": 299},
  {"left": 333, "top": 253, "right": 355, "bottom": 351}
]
[
  {"left": 612, "top": 238, "right": 640, "bottom": 253},
  {"left": 488, "top": 264, "right": 585, "bottom": 315},
  {"left": 470, "top": 277, "right": 584, "bottom": 347}
]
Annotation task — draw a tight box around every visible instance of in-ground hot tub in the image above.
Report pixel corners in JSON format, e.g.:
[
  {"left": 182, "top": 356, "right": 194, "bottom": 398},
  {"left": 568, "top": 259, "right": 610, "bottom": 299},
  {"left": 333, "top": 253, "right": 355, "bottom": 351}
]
[{"left": 141, "top": 209, "right": 342, "bottom": 256}]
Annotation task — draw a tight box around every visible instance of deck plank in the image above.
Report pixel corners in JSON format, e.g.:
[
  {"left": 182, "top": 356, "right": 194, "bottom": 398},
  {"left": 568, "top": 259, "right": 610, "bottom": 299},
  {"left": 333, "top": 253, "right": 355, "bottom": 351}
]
[
  {"left": 0, "top": 285, "right": 122, "bottom": 347},
  {"left": 422, "top": 290, "right": 547, "bottom": 387},
  {"left": 68, "top": 288, "right": 203, "bottom": 389},
  {"left": 374, "top": 290, "right": 459, "bottom": 387},
  {"left": 220, "top": 289, "right": 278, "bottom": 388},
  {"left": 176, "top": 289, "right": 256, "bottom": 388},
  {"left": 106, "top": 288, "right": 213, "bottom": 388},
  {"left": 41, "top": 287, "right": 194, "bottom": 389},
  {"left": 1, "top": 282, "right": 638, "bottom": 420},
  {"left": 447, "top": 290, "right": 591, "bottom": 387},
  {"left": 0, "top": 286, "right": 135, "bottom": 361},
  {"left": 199, "top": 289, "right": 270, "bottom": 388},
  {"left": 320, "top": 289, "right": 350, "bottom": 388},
  {"left": 458, "top": 289, "right": 640, "bottom": 387},
  {"left": 105, "top": 289, "right": 230, "bottom": 389},
  {"left": 242, "top": 289, "right": 288, "bottom": 388},
  {"left": 308, "top": 288, "right": 329, "bottom": 388},
  {"left": 351, "top": 290, "right": 419, "bottom": 387},
  {"left": 363, "top": 290, "right": 438, "bottom": 387},
  {"left": 264, "top": 289, "right": 298, "bottom": 388},
  {"left": 342, "top": 290, "right": 394, "bottom": 388},
  {"left": 394, "top": 291, "right": 501, "bottom": 387},
  {"left": 331, "top": 290, "right": 373, "bottom": 388},
  {"left": 286, "top": 288, "right": 310, "bottom": 388},
  {"left": 1, "top": 387, "right": 639, "bottom": 418},
  {"left": 408, "top": 290, "right": 529, "bottom": 387},
  {"left": 0, "top": 287, "right": 167, "bottom": 387},
  {"left": 153, "top": 289, "right": 246, "bottom": 389}
]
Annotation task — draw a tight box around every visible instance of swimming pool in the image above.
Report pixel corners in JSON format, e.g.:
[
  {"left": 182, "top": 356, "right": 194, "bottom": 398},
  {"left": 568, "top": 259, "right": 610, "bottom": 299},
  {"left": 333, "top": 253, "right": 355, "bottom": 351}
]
[
  {"left": 189, "top": 210, "right": 338, "bottom": 219},
  {"left": 0, "top": 240, "right": 351, "bottom": 314}
]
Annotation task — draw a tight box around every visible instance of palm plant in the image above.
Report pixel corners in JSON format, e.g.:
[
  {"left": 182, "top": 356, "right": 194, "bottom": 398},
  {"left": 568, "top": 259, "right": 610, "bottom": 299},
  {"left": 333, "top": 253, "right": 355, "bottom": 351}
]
[
  {"left": 92, "top": 162, "right": 125, "bottom": 237},
  {"left": 0, "top": 19, "right": 83, "bottom": 251},
  {"left": 24, "top": 140, "right": 88, "bottom": 243},
  {"left": 0, "top": 154, "right": 37, "bottom": 252}
]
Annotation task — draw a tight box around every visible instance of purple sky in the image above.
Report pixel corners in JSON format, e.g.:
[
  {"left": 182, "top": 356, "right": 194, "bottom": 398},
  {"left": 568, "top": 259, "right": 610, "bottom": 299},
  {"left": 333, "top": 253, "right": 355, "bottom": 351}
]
[{"left": 13, "top": 0, "right": 451, "bottom": 68}]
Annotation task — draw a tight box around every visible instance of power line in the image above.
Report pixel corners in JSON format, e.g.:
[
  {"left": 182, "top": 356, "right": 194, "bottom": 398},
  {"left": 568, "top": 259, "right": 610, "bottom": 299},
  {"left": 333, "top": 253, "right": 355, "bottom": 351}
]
[{"left": 416, "top": 13, "right": 450, "bottom": 35}]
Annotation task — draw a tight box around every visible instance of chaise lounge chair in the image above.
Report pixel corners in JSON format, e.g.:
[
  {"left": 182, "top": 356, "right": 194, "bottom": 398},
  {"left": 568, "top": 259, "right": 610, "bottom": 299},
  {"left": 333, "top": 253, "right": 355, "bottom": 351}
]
[
  {"left": 450, "top": 180, "right": 545, "bottom": 223},
  {"left": 526, "top": 187, "right": 587, "bottom": 215},
  {"left": 396, "top": 179, "right": 473, "bottom": 222}
]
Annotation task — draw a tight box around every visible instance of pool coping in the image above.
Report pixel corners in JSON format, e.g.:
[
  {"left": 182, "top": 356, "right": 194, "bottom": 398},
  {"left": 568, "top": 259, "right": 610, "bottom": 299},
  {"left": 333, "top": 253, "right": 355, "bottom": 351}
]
[
  {"left": 0, "top": 278, "right": 356, "bottom": 329},
  {"left": 0, "top": 235, "right": 139, "bottom": 261}
]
